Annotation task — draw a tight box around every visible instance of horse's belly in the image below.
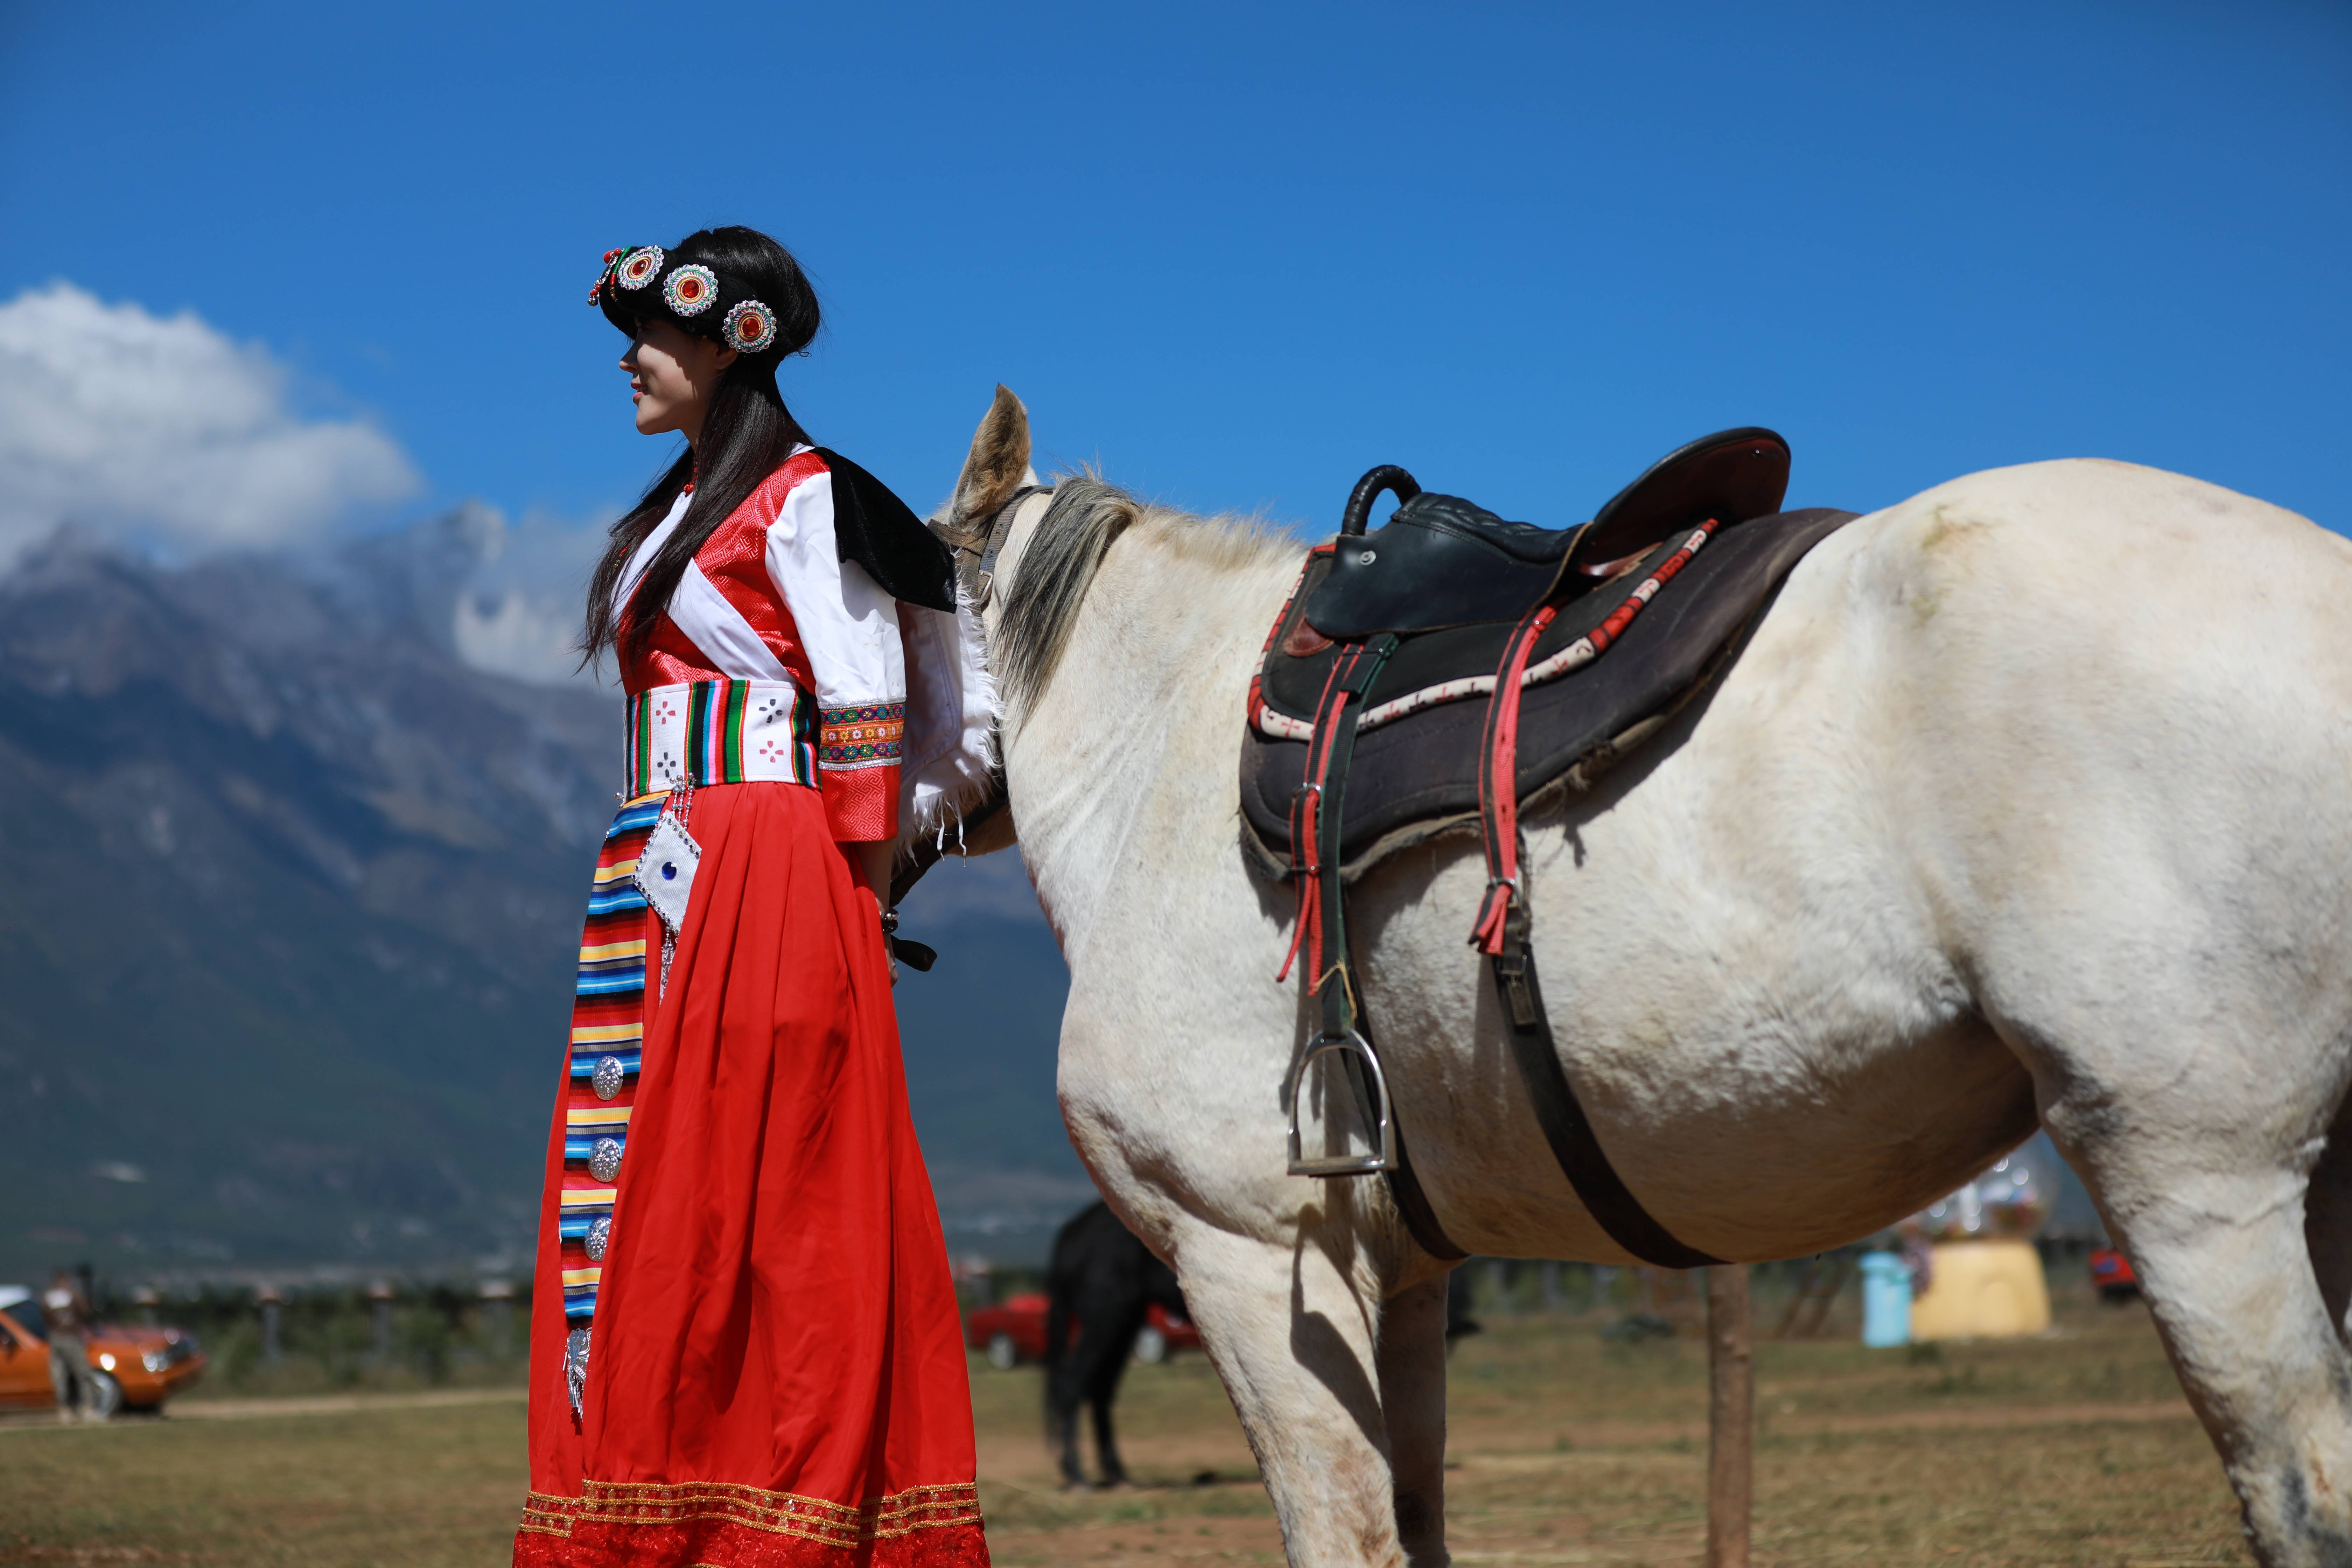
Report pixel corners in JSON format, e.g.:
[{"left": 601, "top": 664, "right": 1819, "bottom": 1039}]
[{"left": 1390, "top": 979, "right": 2035, "bottom": 1264}]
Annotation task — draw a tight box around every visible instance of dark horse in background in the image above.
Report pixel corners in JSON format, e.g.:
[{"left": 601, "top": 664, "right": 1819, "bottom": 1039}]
[{"left": 1045, "top": 1202, "right": 1188, "bottom": 1488}]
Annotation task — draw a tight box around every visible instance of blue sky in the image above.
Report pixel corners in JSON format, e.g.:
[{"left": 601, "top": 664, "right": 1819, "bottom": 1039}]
[{"left": 4, "top": 0, "right": 2348, "bottom": 546}]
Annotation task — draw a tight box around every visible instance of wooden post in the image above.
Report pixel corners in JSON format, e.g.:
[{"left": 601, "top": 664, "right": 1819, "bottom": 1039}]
[{"left": 1705, "top": 1263, "right": 1754, "bottom": 1568}]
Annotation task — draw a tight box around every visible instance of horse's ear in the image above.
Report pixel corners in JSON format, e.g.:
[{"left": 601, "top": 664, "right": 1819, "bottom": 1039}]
[{"left": 948, "top": 385, "right": 1032, "bottom": 536}]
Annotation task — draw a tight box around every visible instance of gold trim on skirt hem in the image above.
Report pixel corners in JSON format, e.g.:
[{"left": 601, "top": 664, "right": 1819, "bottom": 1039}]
[{"left": 522, "top": 1482, "right": 983, "bottom": 1548}]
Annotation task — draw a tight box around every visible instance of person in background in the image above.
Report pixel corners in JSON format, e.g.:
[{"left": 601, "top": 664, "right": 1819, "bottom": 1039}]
[{"left": 42, "top": 1268, "right": 93, "bottom": 1423}]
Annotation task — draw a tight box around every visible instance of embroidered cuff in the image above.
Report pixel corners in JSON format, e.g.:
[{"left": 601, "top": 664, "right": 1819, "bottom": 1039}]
[
  {"left": 819, "top": 702, "right": 904, "bottom": 842},
  {"left": 821, "top": 763, "right": 899, "bottom": 841}
]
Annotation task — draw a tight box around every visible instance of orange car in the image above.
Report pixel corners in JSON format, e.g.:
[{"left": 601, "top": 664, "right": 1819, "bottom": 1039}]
[{"left": 0, "top": 1287, "right": 207, "bottom": 1416}]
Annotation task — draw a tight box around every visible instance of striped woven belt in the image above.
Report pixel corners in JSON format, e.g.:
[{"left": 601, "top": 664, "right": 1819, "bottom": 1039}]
[{"left": 623, "top": 679, "right": 819, "bottom": 797}]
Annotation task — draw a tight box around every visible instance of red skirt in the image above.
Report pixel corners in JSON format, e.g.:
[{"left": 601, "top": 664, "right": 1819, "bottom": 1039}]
[{"left": 516, "top": 781, "right": 988, "bottom": 1568}]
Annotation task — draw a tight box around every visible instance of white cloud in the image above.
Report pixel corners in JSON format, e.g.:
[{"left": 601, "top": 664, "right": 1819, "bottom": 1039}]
[
  {"left": 0, "top": 282, "right": 419, "bottom": 567},
  {"left": 455, "top": 586, "right": 591, "bottom": 686},
  {"left": 451, "top": 504, "right": 614, "bottom": 687}
]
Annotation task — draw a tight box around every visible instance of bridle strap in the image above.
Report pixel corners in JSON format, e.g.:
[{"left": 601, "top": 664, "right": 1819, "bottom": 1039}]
[
  {"left": 945, "top": 483, "right": 1051, "bottom": 608},
  {"left": 975, "top": 484, "right": 1049, "bottom": 605}
]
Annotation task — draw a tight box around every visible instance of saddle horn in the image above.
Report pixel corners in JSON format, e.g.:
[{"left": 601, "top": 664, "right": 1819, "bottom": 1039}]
[{"left": 1340, "top": 465, "right": 1420, "bottom": 538}]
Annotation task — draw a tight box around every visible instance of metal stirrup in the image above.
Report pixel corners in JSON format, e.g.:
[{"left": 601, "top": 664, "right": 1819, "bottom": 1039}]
[{"left": 1286, "top": 1030, "right": 1398, "bottom": 1176}]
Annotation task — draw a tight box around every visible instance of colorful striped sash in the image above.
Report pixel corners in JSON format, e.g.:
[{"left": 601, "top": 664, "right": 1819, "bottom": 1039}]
[
  {"left": 557, "top": 796, "right": 661, "bottom": 1348},
  {"left": 624, "top": 679, "right": 818, "bottom": 798},
  {"left": 564, "top": 681, "right": 818, "bottom": 1406}
]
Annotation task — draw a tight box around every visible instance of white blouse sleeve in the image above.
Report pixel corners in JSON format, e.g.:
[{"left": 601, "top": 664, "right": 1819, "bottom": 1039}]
[{"left": 764, "top": 468, "right": 906, "bottom": 841}]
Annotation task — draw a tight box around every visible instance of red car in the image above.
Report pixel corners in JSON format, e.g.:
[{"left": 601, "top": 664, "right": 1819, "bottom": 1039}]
[
  {"left": 2090, "top": 1247, "right": 2141, "bottom": 1303},
  {"left": 965, "top": 1292, "right": 1201, "bottom": 1371}
]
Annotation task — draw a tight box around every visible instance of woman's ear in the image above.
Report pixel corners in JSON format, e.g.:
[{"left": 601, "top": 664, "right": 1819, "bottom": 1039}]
[{"left": 713, "top": 345, "right": 739, "bottom": 372}]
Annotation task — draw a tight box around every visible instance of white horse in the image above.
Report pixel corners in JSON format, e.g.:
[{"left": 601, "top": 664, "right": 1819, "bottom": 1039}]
[{"left": 915, "top": 388, "right": 2352, "bottom": 1568}]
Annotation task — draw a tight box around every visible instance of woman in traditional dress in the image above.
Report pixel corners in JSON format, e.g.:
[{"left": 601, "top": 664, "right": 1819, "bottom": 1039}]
[{"left": 515, "top": 226, "right": 990, "bottom": 1568}]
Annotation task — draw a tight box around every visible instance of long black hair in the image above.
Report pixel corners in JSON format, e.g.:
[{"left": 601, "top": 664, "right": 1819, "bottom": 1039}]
[{"left": 581, "top": 226, "right": 822, "bottom": 670}]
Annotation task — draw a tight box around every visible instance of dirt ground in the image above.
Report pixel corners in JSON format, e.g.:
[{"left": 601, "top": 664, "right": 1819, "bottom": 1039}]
[{"left": 0, "top": 1294, "right": 2250, "bottom": 1566}]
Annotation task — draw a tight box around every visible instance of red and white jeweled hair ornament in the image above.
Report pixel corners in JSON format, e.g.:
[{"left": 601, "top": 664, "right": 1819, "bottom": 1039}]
[
  {"left": 615, "top": 246, "right": 665, "bottom": 290},
  {"left": 663, "top": 264, "right": 718, "bottom": 316},
  {"left": 587, "top": 248, "right": 628, "bottom": 304},
  {"left": 722, "top": 300, "right": 776, "bottom": 354}
]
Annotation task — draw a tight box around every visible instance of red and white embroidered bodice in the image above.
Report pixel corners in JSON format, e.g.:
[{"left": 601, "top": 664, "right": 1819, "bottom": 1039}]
[{"left": 615, "top": 448, "right": 906, "bottom": 841}]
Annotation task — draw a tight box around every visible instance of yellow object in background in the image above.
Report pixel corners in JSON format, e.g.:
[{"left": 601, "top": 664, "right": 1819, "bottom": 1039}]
[{"left": 1910, "top": 1239, "right": 2051, "bottom": 1340}]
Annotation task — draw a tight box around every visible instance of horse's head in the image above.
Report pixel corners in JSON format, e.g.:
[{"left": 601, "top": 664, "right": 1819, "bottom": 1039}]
[
  {"left": 901, "top": 385, "right": 1176, "bottom": 901},
  {"left": 890, "top": 389, "right": 1038, "bottom": 901}
]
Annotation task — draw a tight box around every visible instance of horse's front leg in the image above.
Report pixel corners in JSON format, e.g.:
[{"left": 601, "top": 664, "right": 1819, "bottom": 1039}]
[
  {"left": 1177, "top": 1209, "right": 1407, "bottom": 1568},
  {"left": 1376, "top": 1273, "right": 1451, "bottom": 1567}
]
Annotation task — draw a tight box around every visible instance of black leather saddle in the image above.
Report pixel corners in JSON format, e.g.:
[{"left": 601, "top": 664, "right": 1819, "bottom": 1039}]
[
  {"left": 1250, "top": 430, "right": 1857, "bottom": 1273},
  {"left": 1303, "top": 428, "right": 1793, "bottom": 639},
  {"left": 1247, "top": 505, "right": 1854, "bottom": 866},
  {"left": 1245, "top": 431, "right": 1850, "bottom": 867}
]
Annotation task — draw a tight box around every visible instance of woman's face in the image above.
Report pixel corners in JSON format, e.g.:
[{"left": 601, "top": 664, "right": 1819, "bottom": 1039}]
[{"left": 620, "top": 317, "right": 736, "bottom": 446}]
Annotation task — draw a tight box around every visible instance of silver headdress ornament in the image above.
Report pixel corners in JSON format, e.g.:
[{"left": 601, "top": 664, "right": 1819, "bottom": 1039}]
[
  {"left": 616, "top": 246, "right": 664, "bottom": 290},
  {"left": 663, "top": 264, "right": 718, "bottom": 315},
  {"left": 590, "top": 245, "right": 780, "bottom": 355},
  {"left": 722, "top": 300, "right": 777, "bottom": 353}
]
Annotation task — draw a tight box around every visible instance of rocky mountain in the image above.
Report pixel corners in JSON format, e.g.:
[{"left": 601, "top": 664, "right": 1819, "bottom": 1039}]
[{"left": 0, "top": 514, "right": 1086, "bottom": 1281}]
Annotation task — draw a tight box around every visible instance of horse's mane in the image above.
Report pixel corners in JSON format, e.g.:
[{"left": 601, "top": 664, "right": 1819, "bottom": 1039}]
[{"left": 994, "top": 474, "right": 1296, "bottom": 716}]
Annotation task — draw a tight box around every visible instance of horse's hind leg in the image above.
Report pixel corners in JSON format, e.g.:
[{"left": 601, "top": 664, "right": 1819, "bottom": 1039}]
[
  {"left": 1175, "top": 1215, "right": 1407, "bottom": 1568},
  {"left": 2026, "top": 1028, "right": 2352, "bottom": 1565},
  {"left": 2075, "top": 1133, "right": 2352, "bottom": 1565}
]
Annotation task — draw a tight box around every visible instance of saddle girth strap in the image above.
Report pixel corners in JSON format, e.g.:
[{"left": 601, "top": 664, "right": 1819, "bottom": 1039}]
[
  {"left": 1383, "top": 1116, "right": 1465, "bottom": 1264},
  {"left": 1285, "top": 636, "right": 1467, "bottom": 1264},
  {"left": 1472, "top": 602, "right": 1725, "bottom": 1271}
]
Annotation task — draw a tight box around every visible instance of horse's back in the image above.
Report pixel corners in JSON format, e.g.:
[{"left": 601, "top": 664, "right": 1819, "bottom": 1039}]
[
  {"left": 1835, "top": 457, "right": 2352, "bottom": 703},
  {"left": 1825, "top": 459, "right": 2352, "bottom": 924},
  {"left": 1736, "top": 458, "right": 2352, "bottom": 911}
]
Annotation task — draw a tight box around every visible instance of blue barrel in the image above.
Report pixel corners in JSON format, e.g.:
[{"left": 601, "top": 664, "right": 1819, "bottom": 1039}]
[{"left": 1860, "top": 1251, "right": 1912, "bottom": 1347}]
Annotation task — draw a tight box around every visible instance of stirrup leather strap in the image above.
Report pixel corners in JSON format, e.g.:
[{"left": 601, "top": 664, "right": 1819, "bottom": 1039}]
[
  {"left": 1471, "top": 602, "right": 1723, "bottom": 1270},
  {"left": 1283, "top": 636, "right": 1466, "bottom": 1262}
]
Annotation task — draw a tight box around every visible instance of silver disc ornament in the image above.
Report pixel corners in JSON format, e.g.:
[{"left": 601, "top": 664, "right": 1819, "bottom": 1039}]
[
  {"left": 592, "top": 1055, "right": 626, "bottom": 1101},
  {"left": 589, "top": 1137, "right": 624, "bottom": 1183}
]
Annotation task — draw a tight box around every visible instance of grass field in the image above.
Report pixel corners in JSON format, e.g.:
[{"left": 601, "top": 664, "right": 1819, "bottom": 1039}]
[{"left": 0, "top": 1293, "right": 2249, "bottom": 1567}]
